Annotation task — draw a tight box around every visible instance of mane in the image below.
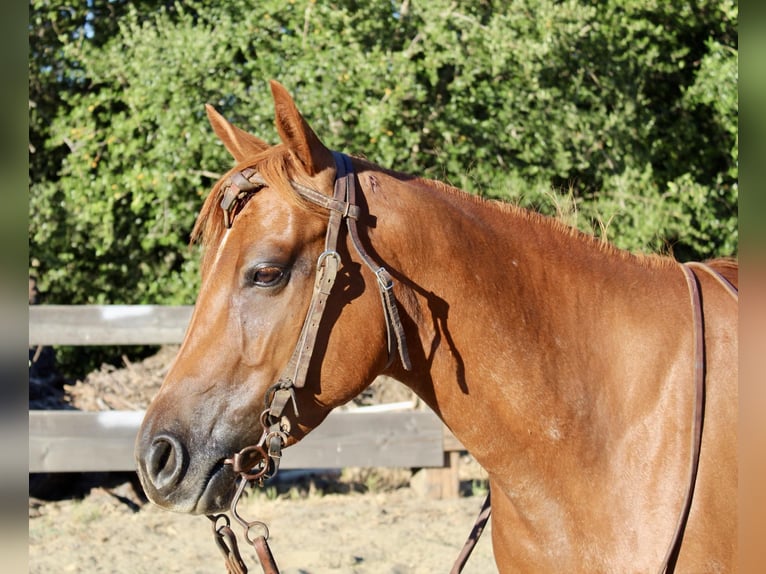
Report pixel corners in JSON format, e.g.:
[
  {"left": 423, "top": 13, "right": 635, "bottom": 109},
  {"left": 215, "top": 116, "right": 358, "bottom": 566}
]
[
  {"left": 191, "top": 145, "right": 322, "bottom": 276},
  {"left": 400, "top": 168, "right": 676, "bottom": 271},
  {"left": 192, "top": 151, "right": 676, "bottom": 278}
]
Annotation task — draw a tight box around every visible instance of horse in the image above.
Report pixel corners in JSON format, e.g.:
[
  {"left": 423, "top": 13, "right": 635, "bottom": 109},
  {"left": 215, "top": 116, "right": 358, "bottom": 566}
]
[{"left": 135, "top": 80, "right": 738, "bottom": 572}]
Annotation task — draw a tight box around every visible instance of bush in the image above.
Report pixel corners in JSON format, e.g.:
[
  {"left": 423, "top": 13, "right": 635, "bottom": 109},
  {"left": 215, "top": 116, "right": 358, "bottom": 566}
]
[{"left": 29, "top": 0, "right": 737, "bottom": 370}]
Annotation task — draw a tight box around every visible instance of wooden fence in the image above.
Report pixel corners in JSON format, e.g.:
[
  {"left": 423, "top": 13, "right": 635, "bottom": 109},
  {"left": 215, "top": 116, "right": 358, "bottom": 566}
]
[{"left": 29, "top": 305, "right": 466, "bottom": 498}]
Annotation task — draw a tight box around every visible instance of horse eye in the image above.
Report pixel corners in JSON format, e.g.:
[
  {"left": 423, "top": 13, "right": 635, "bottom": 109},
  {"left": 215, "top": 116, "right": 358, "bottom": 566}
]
[{"left": 247, "top": 265, "right": 287, "bottom": 288}]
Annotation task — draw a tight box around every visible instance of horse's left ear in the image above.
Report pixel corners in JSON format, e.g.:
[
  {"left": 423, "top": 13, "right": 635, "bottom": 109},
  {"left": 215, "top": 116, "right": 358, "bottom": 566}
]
[{"left": 270, "top": 80, "right": 334, "bottom": 176}]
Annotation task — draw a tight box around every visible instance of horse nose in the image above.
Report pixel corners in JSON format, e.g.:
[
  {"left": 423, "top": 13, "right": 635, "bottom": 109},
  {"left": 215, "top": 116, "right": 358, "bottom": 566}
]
[{"left": 143, "top": 433, "right": 188, "bottom": 493}]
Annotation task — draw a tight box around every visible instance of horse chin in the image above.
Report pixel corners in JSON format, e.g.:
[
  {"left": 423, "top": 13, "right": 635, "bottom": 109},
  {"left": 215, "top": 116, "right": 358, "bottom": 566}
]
[
  {"left": 193, "top": 462, "right": 239, "bottom": 515},
  {"left": 141, "top": 460, "right": 238, "bottom": 516}
]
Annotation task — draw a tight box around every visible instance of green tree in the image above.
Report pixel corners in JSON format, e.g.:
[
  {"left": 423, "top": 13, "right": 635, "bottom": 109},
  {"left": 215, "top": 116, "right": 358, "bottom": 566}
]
[{"left": 29, "top": 0, "right": 737, "bottom": 371}]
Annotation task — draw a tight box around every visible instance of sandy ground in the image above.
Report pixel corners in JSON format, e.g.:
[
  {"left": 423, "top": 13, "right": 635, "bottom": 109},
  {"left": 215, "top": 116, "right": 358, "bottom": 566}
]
[{"left": 29, "top": 483, "right": 497, "bottom": 573}]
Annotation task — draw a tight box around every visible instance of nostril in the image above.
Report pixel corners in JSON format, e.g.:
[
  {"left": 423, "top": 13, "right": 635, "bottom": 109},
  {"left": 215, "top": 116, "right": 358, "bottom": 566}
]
[{"left": 146, "top": 434, "right": 187, "bottom": 492}]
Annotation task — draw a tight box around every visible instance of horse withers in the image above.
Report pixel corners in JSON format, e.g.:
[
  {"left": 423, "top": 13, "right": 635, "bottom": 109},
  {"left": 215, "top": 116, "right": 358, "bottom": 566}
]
[{"left": 135, "top": 81, "right": 737, "bottom": 572}]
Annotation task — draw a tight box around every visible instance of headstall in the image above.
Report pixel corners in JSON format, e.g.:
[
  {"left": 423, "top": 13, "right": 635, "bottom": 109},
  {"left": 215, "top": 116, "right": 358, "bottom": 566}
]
[{"left": 206, "top": 151, "right": 412, "bottom": 573}]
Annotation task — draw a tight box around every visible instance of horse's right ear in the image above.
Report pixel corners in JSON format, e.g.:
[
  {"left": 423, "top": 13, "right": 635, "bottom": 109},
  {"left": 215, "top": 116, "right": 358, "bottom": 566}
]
[
  {"left": 205, "top": 104, "right": 270, "bottom": 163},
  {"left": 270, "top": 80, "right": 334, "bottom": 177}
]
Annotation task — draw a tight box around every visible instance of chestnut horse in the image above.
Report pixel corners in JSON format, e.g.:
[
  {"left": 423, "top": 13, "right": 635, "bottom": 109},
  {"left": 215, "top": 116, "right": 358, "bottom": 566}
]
[{"left": 136, "top": 81, "right": 737, "bottom": 572}]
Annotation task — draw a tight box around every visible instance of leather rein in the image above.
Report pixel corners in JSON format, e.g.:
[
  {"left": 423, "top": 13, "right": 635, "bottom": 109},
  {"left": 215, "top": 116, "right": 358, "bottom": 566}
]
[{"left": 659, "top": 262, "right": 737, "bottom": 573}]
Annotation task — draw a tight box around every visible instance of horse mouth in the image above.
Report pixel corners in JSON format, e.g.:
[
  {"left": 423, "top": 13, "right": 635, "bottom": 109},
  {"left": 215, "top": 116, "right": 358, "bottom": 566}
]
[{"left": 193, "top": 459, "right": 239, "bottom": 514}]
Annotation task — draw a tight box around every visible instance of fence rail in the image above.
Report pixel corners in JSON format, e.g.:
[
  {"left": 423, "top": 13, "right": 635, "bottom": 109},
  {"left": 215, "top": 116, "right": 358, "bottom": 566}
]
[
  {"left": 28, "top": 304, "right": 193, "bottom": 346},
  {"left": 29, "top": 305, "right": 466, "bottom": 498},
  {"left": 29, "top": 408, "right": 446, "bottom": 473}
]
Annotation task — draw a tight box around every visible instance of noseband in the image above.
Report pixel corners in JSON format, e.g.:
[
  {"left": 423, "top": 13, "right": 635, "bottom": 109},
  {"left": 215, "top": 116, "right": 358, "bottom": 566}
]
[{"left": 216, "top": 151, "right": 411, "bottom": 481}]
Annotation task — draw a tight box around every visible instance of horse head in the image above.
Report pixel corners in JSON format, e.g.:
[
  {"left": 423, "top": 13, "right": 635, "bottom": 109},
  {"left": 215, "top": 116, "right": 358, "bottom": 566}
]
[{"left": 135, "top": 81, "right": 403, "bottom": 514}]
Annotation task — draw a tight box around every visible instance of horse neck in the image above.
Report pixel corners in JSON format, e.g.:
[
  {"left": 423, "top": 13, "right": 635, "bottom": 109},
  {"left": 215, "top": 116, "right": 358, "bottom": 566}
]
[{"left": 360, "top": 168, "right": 683, "bottom": 476}]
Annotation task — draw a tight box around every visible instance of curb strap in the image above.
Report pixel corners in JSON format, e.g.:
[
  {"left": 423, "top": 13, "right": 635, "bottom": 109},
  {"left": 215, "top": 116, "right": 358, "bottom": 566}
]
[{"left": 209, "top": 513, "right": 249, "bottom": 574}]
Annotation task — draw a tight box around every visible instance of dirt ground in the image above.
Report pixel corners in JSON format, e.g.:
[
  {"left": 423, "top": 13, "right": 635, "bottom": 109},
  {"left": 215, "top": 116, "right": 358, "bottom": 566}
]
[
  {"left": 29, "top": 483, "right": 496, "bottom": 573},
  {"left": 29, "top": 346, "right": 497, "bottom": 573}
]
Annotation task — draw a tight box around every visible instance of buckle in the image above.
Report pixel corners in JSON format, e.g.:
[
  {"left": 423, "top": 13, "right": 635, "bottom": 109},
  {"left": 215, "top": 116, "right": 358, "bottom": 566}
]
[{"left": 375, "top": 267, "right": 394, "bottom": 291}]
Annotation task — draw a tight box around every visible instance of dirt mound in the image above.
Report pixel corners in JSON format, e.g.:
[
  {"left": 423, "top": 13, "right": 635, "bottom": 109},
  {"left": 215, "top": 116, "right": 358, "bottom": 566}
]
[{"left": 34, "top": 344, "right": 417, "bottom": 412}]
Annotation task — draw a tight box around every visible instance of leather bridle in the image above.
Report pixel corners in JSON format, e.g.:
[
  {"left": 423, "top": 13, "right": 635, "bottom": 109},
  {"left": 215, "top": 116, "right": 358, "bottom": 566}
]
[
  {"left": 214, "top": 151, "right": 412, "bottom": 479},
  {"left": 207, "top": 151, "right": 414, "bottom": 573}
]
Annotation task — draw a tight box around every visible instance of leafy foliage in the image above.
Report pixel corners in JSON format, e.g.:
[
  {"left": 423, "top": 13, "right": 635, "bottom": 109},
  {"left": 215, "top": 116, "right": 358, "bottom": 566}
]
[{"left": 29, "top": 0, "right": 737, "bottom": 370}]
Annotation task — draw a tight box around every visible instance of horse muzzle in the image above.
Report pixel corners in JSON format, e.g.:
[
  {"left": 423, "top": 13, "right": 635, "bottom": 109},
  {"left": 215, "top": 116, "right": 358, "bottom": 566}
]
[{"left": 135, "top": 426, "right": 239, "bottom": 515}]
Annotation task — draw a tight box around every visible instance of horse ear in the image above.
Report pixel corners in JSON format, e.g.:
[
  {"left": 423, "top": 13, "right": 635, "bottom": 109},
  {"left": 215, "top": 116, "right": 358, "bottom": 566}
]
[
  {"left": 270, "top": 80, "right": 334, "bottom": 176},
  {"left": 205, "top": 104, "right": 270, "bottom": 163}
]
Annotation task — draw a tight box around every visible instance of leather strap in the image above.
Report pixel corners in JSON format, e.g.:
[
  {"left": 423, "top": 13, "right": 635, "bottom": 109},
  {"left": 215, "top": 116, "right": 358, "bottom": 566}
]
[
  {"left": 219, "top": 152, "right": 411, "bottom": 396},
  {"left": 252, "top": 537, "right": 279, "bottom": 574},
  {"left": 683, "top": 261, "right": 738, "bottom": 301},
  {"left": 334, "top": 151, "right": 412, "bottom": 371},
  {"left": 660, "top": 262, "right": 737, "bottom": 573},
  {"left": 658, "top": 263, "right": 706, "bottom": 573},
  {"left": 215, "top": 152, "right": 414, "bottom": 572},
  {"left": 218, "top": 152, "right": 412, "bottom": 482},
  {"left": 274, "top": 162, "right": 348, "bottom": 390},
  {"left": 450, "top": 490, "right": 492, "bottom": 574}
]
